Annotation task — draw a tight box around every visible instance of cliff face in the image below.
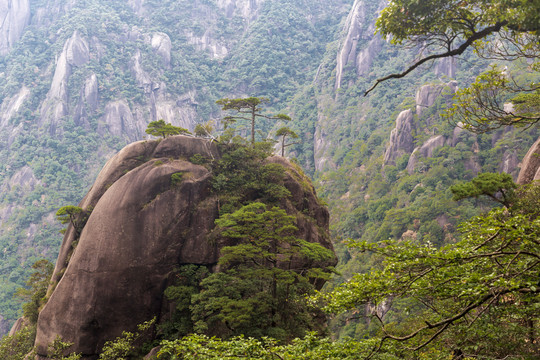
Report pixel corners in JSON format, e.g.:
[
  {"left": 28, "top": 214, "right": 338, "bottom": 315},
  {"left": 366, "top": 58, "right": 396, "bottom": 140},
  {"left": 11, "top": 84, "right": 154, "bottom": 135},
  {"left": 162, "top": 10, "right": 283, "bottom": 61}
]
[
  {"left": 34, "top": 135, "right": 335, "bottom": 358},
  {"left": 334, "top": 0, "right": 385, "bottom": 90},
  {"left": 517, "top": 135, "right": 540, "bottom": 184},
  {"left": 0, "top": 0, "right": 30, "bottom": 55},
  {"left": 0, "top": 0, "right": 348, "bottom": 332}
]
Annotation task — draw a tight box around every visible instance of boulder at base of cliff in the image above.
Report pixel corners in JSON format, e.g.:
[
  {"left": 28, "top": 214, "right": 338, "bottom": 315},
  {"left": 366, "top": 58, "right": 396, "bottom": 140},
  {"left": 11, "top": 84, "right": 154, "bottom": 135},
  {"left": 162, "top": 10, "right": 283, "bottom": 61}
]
[{"left": 34, "top": 135, "right": 335, "bottom": 358}]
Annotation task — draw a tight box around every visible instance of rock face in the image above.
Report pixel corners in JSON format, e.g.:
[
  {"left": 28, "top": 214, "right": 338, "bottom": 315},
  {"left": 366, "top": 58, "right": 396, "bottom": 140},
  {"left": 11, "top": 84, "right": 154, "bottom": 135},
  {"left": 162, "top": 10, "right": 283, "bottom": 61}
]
[
  {"left": 40, "top": 31, "right": 90, "bottom": 132},
  {"left": 335, "top": 0, "right": 385, "bottom": 89},
  {"left": 416, "top": 84, "right": 444, "bottom": 118},
  {"left": 383, "top": 109, "right": 415, "bottom": 165},
  {"left": 35, "top": 135, "right": 335, "bottom": 358},
  {"left": 151, "top": 32, "right": 172, "bottom": 67},
  {"left": 406, "top": 135, "right": 446, "bottom": 174},
  {"left": 517, "top": 135, "right": 540, "bottom": 184},
  {"left": 0, "top": 0, "right": 30, "bottom": 55}
]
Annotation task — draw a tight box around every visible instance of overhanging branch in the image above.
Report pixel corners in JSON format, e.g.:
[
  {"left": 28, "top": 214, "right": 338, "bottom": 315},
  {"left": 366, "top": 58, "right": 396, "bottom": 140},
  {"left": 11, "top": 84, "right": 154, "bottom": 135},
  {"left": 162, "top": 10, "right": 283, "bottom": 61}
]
[{"left": 363, "top": 21, "right": 508, "bottom": 96}]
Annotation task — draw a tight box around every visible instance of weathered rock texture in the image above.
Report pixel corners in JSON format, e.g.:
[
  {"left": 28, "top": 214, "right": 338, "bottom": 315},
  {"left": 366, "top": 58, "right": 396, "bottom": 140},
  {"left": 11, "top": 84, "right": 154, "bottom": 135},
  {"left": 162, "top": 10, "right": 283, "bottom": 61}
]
[
  {"left": 0, "top": 0, "right": 30, "bottom": 55},
  {"left": 35, "top": 135, "right": 335, "bottom": 358},
  {"left": 383, "top": 109, "right": 414, "bottom": 165},
  {"left": 517, "top": 135, "right": 540, "bottom": 184},
  {"left": 335, "top": 0, "right": 385, "bottom": 89}
]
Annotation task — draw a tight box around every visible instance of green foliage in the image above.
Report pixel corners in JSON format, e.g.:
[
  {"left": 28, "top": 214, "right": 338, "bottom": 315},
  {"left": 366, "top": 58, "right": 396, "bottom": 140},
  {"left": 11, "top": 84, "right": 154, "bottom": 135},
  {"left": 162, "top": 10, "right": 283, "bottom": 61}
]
[
  {"left": 377, "top": 0, "right": 539, "bottom": 46},
  {"left": 446, "top": 64, "right": 540, "bottom": 133},
  {"left": 189, "top": 154, "right": 209, "bottom": 166},
  {"left": 98, "top": 318, "right": 155, "bottom": 360},
  {"left": 450, "top": 172, "right": 516, "bottom": 207},
  {"left": 0, "top": 326, "right": 35, "bottom": 360},
  {"left": 211, "top": 142, "right": 290, "bottom": 213},
  {"left": 157, "top": 333, "right": 396, "bottom": 360},
  {"left": 320, "top": 182, "right": 540, "bottom": 358},
  {"left": 15, "top": 259, "right": 53, "bottom": 325},
  {"left": 372, "top": 0, "right": 539, "bottom": 123},
  {"left": 160, "top": 265, "right": 209, "bottom": 338},
  {"left": 47, "top": 336, "right": 81, "bottom": 359},
  {"left": 275, "top": 127, "right": 299, "bottom": 157},
  {"left": 194, "top": 121, "right": 215, "bottom": 138},
  {"left": 55, "top": 206, "right": 89, "bottom": 236},
  {"left": 170, "top": 173, "right": 184, "bottom": 187},
  {"left": 145, "top": 120, "right": 190, "bottom": 139},
  {"left": 216, "top": 97, "right": 290, "bottom": 145},
  {"left": 191, "top": 203, "right": 334, "bottom": 342}
]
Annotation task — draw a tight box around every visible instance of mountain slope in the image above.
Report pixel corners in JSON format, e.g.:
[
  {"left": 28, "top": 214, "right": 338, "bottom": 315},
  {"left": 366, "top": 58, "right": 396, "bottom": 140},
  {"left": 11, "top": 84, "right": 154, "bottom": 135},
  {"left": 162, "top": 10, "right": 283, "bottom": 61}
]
[{"left": 0, "top": 0, "right": 350, "bottom": 332}]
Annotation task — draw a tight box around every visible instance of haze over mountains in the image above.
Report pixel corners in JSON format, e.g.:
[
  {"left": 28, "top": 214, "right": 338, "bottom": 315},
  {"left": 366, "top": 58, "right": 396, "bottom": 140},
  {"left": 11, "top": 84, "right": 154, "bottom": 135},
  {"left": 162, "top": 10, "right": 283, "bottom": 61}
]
[{"left": 0, "top": 0, "right": 537, "bottom": 338}]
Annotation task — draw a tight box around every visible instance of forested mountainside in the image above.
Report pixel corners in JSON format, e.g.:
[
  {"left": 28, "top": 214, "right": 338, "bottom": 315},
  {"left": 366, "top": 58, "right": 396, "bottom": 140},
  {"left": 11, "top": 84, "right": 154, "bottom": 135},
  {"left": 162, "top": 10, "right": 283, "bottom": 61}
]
[
  {"left": 0, "top": 0, "right": 349, "bottom": 332},
  {"left": 0, "top": 0, "right": 537, "bottom": 346}
]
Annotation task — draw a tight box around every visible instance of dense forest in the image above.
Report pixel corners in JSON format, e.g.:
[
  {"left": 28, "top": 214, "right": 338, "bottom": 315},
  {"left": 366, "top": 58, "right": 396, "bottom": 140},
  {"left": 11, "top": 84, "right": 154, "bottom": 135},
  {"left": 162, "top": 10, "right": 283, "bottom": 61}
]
[{"left": 0, "top": 0, "right": 538, "bottom": 358}]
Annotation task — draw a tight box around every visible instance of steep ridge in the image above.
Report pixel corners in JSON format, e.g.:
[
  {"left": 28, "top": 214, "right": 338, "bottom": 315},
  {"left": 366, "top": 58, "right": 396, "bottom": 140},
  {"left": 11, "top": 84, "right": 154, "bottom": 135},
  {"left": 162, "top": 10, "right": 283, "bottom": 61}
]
[
  {"left": 34, "top": 135, "right": 335, "bottom": 358},
  {"left": 0, "top": 0, "right": 348, "bottom": 331},
  {"left": 0, "top": 0, "right": 30, "bottom": 55}
]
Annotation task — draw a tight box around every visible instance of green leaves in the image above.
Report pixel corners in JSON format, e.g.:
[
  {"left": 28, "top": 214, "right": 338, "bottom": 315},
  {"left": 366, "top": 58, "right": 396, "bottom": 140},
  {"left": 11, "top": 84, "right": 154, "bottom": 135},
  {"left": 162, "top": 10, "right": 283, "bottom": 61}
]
[
  {"left": 157, "top": 332, "right": 395, "bottom": 360},
  {"left": 216, "top": 97, "right": 291, "bottom": 145},
  {"left": 192, "top": 203, "right": 334, "bottom": 341},
  {"left": 445, "top": 64, "right": 540, "bottom": 133},
  {"left": 450, "top": 172, "right": 516, "bottom": 207},
  {"left": 145, "top": 120, "right": 191, "bottom": 139},
  {"left": 55, "top": 205, "right": 90, "bottom": 236},
  {"left": 15, "top": 259, "right": 53, "bottom": 324},
  {"left": 275, "top": 126, "right": 299, "bottom": 157},
  {"left": 210, "top": 142, "right": 290, "bottom": 213},
  {"left": 319, "top": 202, "right": 540, "bottom": 358},
  {"left": 98, "top": 318, "right": 155, "bottom": 360}
]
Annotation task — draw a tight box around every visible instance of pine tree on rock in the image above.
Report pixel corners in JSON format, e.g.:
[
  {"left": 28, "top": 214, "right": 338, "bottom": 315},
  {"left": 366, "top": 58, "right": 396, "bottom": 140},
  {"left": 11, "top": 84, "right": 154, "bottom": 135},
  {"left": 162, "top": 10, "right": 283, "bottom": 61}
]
[{"left": 216, "top": 97, "right": 291, "bottom": 145}]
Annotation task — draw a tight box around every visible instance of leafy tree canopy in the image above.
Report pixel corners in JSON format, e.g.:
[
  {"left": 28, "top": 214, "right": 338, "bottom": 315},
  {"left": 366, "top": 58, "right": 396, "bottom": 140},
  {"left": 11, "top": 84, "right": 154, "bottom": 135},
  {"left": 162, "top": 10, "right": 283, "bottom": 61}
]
[
  {"left": 365, "top": 0, "right": 540, "bottom": 133},
  {"left": 145, "top": 120, "right": 190, "bottom": 138},
  {"left": 55, "top": 205, "right": 89, "bottom": 236},
  {"left": 191, "top": 203, "right": 334, "bottom": 342},
  {"left": 216, "top": 97, "right": 291, "bottom": 145},
  {"left": 450, "top": 172, "right": 516, "bottom": 207},
  {"left": 319, "top": 180, "right": 540, "bottom": 359},
  {"left": 15, "top": 259, "right": 53, "bottom": 325},
  {"left": 275, "top": 126, "right": 299, "bottom": 157}
]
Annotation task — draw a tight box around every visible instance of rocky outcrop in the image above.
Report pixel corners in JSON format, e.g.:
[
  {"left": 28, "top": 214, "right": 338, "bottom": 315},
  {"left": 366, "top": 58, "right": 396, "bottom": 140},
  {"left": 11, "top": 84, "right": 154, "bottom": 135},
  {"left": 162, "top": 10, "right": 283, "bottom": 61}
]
[
  {"left": 356, "top": 35, "right": 382, "bottom": 76},
  {"left": 406, "top": 135, "right": 446, "bottom": 174},
  {"left": 187, "top": 30, "right": 228, "bottom": 59},
  {"left": 0, "top": 86, "right": 29, "bottom": 129},
  {"left": 335, "top": 0, "right": 365, "bottom": 89},
  {"left": 131, "top": 50, "right": 154, "bottom": 94},
  {"left": 499, "top": 150, "right": 519, "bottom": 175},
  {"left": 151, "top": 32, "right": 172, "bottom": 67},
  {"left": 314, "top": 125, "right": 336, "bottom": 171},
  {"left": 216, "top": 0, "right": 262, "bottom": 21},
  {"left": 0, "top": 0, "right": 30, "bottom": 55},
  {"left": 74, "top": 73, "right": 99, "bottom": 127},
  {"left": 416, "top": 84, "right": 444, "bottom": 118},
  {"left": 434, "top": 56, "right": 457, "bottom": 79},
  {"left": 98, "top": 100, "right": 141, "bottom": 142},
  {"left": 517, "top": 135, "right": 540, "bottom": 184},
  {"left": 35, "top": 135, "right": 335, "bottom": 358},
  {"left": 335, "top": 0, "right": 385, "bottom": 88},
  {"left": 383, "top": 109, "right": 414, "bottom": 165},
  {"left": 128, "top": 0, "right": 145, "bottom": 16},
  {"left": 40, "top": 31, "right": 90, "bottom": 132},
  {"left": 84, "top": 74, "right": 99, "bottom": 109},
  {"left": 5, "top": 165, "right": 39, "bottom": 191}
]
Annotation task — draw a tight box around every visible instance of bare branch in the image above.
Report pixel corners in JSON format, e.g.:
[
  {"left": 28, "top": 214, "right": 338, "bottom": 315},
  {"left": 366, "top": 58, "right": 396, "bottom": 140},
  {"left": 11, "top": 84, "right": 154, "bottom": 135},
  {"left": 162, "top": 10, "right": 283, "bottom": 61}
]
[{"left": 364, "top": 21, "right": 507, "bottom": 96}]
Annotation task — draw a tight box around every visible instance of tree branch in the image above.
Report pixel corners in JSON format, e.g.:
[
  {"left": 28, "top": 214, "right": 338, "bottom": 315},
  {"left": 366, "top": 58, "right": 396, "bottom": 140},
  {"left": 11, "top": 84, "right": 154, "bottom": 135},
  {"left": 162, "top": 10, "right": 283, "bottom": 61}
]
[{"left": 364, "top": 21, "right": 508, "bottom": 96}]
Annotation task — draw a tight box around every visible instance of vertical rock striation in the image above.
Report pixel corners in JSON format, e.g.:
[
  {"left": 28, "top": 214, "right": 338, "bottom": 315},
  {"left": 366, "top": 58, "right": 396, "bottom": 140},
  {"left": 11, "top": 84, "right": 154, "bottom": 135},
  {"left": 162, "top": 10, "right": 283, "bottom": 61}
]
[{"left": 0, "top": 0, "right": 30, "bottom": 55}]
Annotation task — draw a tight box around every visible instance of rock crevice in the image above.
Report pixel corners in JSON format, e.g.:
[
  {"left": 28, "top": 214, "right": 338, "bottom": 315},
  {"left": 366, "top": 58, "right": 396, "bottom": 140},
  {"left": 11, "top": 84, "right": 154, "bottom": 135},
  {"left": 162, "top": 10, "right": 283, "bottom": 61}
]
[{"left": 35, "top": 136, "right": 335, "bottom": 358}]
